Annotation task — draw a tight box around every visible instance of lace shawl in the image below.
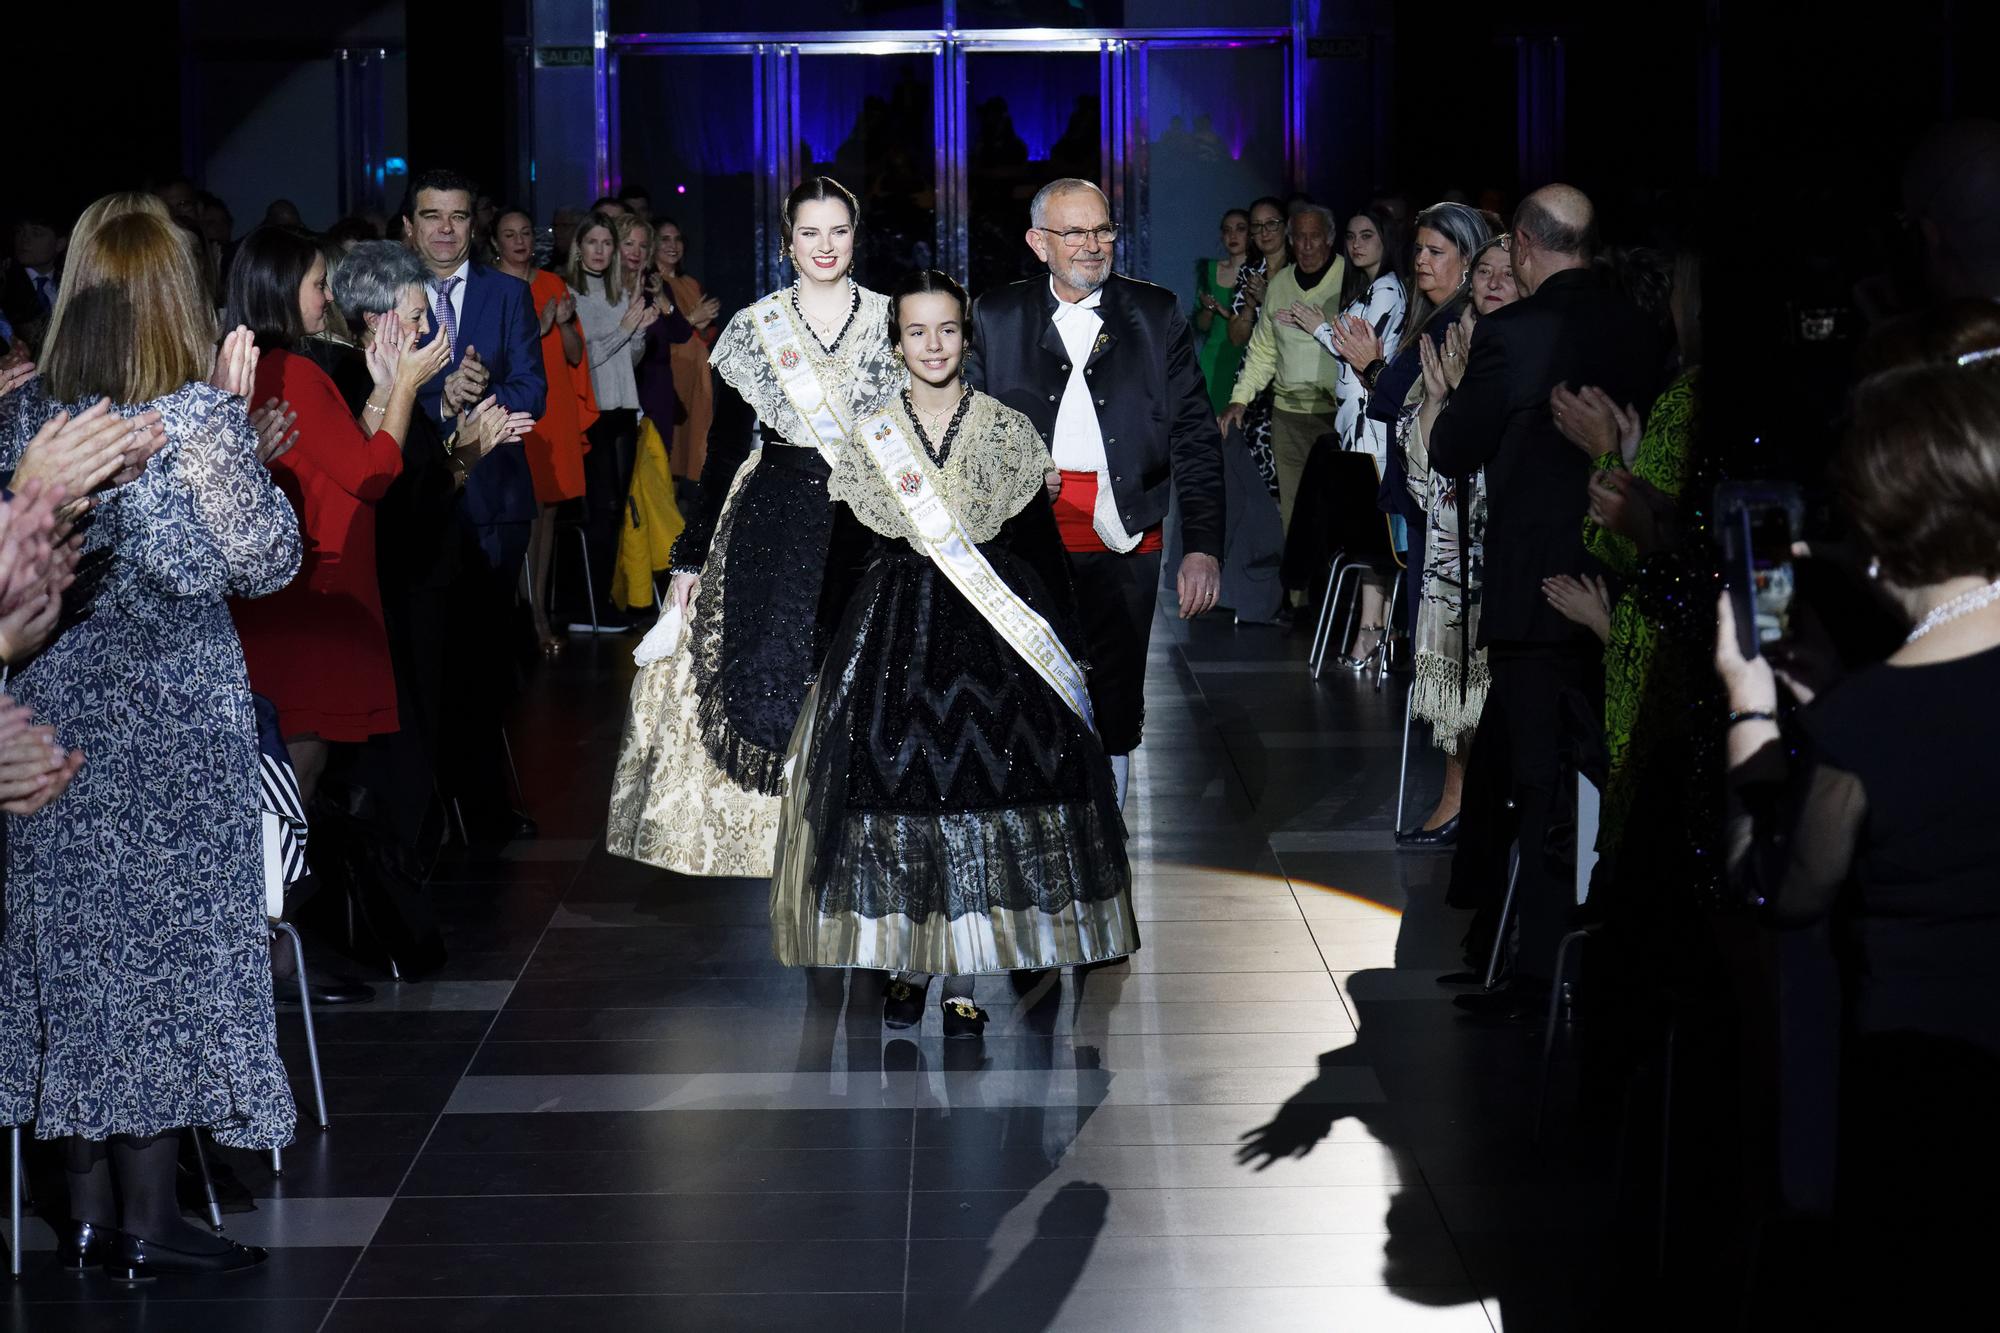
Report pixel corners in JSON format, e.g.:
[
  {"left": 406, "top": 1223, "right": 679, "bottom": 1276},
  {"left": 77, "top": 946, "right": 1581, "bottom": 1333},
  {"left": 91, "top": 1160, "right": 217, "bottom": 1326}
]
[
  {"left": 707, "top": 284, "right": 903, "bottom": 448},
  {"left": 825, "top": 390, "right": 1050, "bottom": 550}
]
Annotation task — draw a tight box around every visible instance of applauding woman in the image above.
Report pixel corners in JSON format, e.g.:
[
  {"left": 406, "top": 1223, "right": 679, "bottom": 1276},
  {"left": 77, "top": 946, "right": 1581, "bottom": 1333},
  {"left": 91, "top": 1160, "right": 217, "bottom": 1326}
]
[
  {"left": 0, "top": 207, "right": 302, "bottom": 1278},
  {"left": 224, "top": 224, "right": 450, "bottom": 805},
  {"left": 769, "top": 270, "right": 1137, "bottom": 1038},
  {"left": 492, "top": 207, "right": 596, "bottom": 655}
]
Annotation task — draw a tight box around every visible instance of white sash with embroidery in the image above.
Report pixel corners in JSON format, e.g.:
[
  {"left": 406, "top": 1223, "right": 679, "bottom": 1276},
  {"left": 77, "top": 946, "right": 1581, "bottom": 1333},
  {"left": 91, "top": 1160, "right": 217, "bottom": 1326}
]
[
  {"left": 748, "top": 290, "right": 1094, "bottom": 729},
  {"left": 748, "top": 291, "right": 851, "bottom": 466},
  {"left": 853, "top": 408, "right": 1096, "bottom": 730}
]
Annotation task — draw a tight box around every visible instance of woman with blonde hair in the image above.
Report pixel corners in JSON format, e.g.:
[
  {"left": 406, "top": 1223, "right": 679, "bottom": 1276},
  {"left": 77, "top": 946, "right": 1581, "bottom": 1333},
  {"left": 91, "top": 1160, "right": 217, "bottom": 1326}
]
[
  {"left": 0, "top": 206, "right": 303, "bottom": 1279},
  {"left": 613, "top": 211, "right": 690, "bottom": 612},
  {"left": 562, "top": 209, "right": 657, "bottom": 631}
]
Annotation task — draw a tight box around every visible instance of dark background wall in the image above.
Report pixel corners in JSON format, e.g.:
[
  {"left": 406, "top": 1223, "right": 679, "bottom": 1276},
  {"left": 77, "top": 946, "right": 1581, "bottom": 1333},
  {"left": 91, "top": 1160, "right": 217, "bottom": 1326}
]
[{"left": 13, "top": 2, "right": 2000, "bottom": 257}]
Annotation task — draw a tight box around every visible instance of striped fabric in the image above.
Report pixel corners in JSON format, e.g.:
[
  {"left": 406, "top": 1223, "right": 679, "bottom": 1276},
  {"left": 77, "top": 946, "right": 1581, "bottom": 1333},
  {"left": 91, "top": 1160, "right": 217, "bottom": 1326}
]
[{"left": 259, "top": 751, "right": 309, "bottom": 888}]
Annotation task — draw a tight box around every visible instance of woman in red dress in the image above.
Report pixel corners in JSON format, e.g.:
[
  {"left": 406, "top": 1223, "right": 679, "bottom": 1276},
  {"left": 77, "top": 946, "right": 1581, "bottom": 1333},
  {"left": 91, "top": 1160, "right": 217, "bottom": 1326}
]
[
  {"left": 493, "top": 207, "right": 597, "bottom": 655},
  {"left": 223, "top": 224, "right": 449, "bottom": 802}
]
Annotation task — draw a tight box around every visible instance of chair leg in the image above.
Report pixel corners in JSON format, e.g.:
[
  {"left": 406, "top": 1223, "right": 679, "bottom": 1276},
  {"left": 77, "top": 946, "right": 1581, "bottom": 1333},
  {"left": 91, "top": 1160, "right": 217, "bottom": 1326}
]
[
  {"left": 1374, "top": 569, "right": 1404, "bottom": 691},
  {"left": 186, "top": 1129, "right": 223, "bottom": 1232},
  {"left": 573, "top": 529, "right": 598, "bottom": 633},
  {"left": 8, "top": 1124, "right": 21, "bottom": 1279},
  {"left": 1483, "top": 848, "right": 1522, "bottom": 990},
  {"left": 1394, "top": 684, "right": 1415, "bottom": 835},
  {"left": 1308, "top": 559, "right": 1342, "bottom": 674},
  {"left": 1534, "top": 926, "right": 1595, "bottom": 1141},
  {"left": 275, "top": 922, "right": 329, "bottom": 1130},
  {"left": 499, "top": 729, "right": 526, "bottom": 812},
  {"left": 1313, "top": 564, "right": 1360, "bottom": 680}
]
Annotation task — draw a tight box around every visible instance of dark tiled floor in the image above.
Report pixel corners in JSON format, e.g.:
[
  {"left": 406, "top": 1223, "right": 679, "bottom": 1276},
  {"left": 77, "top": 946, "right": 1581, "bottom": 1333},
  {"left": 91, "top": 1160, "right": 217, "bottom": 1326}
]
[{"left": 7, "top": 604, "right": 1623, "bottom": 1331}]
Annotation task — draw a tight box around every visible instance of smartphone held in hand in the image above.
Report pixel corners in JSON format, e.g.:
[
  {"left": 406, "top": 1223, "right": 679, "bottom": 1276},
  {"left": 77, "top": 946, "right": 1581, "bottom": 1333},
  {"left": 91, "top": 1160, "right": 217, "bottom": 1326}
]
[{"left": 1714, "top": 481, "right": 1805, "bottom": 659}]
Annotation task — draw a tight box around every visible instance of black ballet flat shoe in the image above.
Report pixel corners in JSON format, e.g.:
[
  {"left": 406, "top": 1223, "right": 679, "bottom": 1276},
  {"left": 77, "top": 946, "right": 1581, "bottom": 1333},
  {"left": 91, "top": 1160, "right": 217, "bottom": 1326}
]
[
  {"left": 56, "top": 1220, "right": 113, "bottom": 1272},
  {"left": 1395, "top": 814, "right": 1460, "bottom": 849},
  {"left": 941, "top": 996, "right": 990, "bottom": 1041},
  {"left": 106, "top": 1231, "right": 269, "bottom": 1283},
  {"left": 882, "top": 978, "right": 927, "bottom": 1030}
]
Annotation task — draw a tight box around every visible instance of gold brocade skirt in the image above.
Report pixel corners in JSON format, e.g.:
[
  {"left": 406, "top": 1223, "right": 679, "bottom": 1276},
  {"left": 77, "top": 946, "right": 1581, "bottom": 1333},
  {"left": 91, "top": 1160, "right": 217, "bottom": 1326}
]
[{"left": 604, "top": 458, "right": 780, "bottom": 877}]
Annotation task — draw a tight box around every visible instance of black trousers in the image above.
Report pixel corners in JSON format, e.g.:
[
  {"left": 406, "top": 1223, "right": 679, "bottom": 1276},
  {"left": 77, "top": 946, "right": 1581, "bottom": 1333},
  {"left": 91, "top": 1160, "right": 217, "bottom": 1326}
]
[
  {"left": 1453, "top": 644, "right": 1596, "bottom": 983},
  {"left": 565, "top": 407, "right": 639, "bottom": 619},
  {"left": 1064, "top": 549, "right": 1162, "bottom": 756}
]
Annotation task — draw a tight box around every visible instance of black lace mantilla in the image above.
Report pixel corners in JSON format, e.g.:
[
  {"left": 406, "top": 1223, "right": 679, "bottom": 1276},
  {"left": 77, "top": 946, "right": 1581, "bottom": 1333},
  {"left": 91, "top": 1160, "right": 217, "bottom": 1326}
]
[{"left": 685, "top": 446, "right": 836, "bottom": 796}]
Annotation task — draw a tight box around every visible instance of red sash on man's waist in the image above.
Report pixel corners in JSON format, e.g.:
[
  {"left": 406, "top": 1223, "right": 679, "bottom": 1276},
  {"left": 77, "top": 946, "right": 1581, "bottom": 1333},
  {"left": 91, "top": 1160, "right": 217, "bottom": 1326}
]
[{"left": 1051, "top": 469, "right": 1163, "bottom": 555}]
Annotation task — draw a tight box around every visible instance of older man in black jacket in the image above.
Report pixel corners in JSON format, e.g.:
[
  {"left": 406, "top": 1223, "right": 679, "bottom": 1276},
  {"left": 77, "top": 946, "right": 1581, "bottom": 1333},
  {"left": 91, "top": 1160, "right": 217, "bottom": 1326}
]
[
  {"left": 965, "top": 178, "right": 1225, "bottom": 808},
  {"left": 1427, "top": 183, "right": 1664, "bottom": 1013}
]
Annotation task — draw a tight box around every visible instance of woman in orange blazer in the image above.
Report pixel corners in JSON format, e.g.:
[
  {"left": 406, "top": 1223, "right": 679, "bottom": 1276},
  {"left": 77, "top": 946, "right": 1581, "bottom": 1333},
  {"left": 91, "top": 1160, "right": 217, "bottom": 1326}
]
[{"left": 495, "top": 208, "right": 597, "bottom": 655}]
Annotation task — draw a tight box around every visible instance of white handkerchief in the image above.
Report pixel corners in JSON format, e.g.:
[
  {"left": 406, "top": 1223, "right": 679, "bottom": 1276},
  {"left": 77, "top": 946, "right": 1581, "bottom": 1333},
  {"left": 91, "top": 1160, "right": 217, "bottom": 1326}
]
[{"left": 633, "top": 603, "right": 684, "bottom": 666}]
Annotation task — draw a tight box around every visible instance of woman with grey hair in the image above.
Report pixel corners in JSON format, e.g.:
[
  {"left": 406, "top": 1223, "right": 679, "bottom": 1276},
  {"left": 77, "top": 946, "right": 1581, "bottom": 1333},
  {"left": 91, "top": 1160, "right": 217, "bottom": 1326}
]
[{"left": 325, "top": 240, "right": 531, "bottom": 864}]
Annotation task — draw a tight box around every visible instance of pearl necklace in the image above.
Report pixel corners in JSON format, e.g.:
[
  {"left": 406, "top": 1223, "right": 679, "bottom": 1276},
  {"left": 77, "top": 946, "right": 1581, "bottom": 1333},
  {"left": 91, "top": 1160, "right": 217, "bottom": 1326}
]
[{"left": 1906, "top": 577, "right": 2000, "bottom": 643}]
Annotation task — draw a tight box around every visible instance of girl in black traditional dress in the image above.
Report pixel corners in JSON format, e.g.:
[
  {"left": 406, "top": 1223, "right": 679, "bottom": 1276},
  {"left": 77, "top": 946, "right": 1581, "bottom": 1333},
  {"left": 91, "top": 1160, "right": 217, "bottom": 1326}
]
[{"left": 770, "top": 271, "right": 1139, "bottom": 1039}]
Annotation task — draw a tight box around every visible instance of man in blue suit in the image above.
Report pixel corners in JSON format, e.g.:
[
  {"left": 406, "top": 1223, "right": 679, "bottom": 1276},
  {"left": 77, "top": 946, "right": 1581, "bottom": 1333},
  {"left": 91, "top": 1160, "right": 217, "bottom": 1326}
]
[
  {"left": 401, "top": 168, "right": 546, "bottom": 572},
  {"left": 399, "top": 168, "right": 547, "bottom": 845}
]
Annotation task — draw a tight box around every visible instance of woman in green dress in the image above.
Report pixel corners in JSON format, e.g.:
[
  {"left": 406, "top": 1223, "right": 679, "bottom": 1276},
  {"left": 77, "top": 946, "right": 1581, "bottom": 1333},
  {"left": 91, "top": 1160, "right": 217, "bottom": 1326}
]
[{"left": 1193, "top": 208, "right": 1249, "bottom": 415}]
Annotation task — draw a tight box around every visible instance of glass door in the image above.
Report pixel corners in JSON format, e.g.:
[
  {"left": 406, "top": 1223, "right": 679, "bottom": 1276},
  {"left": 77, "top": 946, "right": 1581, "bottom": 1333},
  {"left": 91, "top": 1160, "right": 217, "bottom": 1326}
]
[
  {"left": 606, "top": 28, "right": 1298, "bottom": 299},
  {"left": 613, "top": 51, "right": 765, "bottom": 312},
  {"left": 1131, "top": 40, "right": 1293, "bottom": 309},
  {"left": 789, "top": 47, "right": 940, "bottom": 290},
  {"left": 954, "top": 44, "right": 1108, "bottom": 296}
]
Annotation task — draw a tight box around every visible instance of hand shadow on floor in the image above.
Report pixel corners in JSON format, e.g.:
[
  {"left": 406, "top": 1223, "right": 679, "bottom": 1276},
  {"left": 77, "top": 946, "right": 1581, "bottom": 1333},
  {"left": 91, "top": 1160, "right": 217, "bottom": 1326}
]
[{"left": 912, "top": 966, "right": 1116, "bottom": 1332}]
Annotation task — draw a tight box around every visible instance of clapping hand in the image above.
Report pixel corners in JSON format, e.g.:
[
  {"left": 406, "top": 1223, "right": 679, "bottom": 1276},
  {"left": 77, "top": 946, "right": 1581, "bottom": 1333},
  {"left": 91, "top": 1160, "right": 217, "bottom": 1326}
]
[
  {"left": 248, "top": 397, "right": 299, "bottom": 467},
  {"left": 1417, "top": 332, "right": 1451, "bottom": 407},
  {"left": 691, "top": 294, "right": 721, "bottom": 328},
  {"left": 1542, "top": 573, "right": 1613, "bottom": 643},
  {"left": 1552, "top": 384, "right": 1641, "bottom": 464},
  {"left": 1441, "top": 318, "right": 1471, "bottom": 391},
  {"left": 1, "top": 351, "right": 35, "bottom": 398},
  {"left": 442, "top": 345, "right": 489, "bottom": 414},
  {"left": 1273, "top": 300, "right": 1328, "bottom": 334},
  {"left": 455, "top": 394, "right": 535, "bottom": 469},
  {"left": 618, "top": 286, "right": 660, "bottom": 333},
  {"left": 1587, "top": 468, "right": 1677, "bottom": 555},
  {"left": 1327, "top": 314, "right": 1383, "bottom": 370},
  {"left": 1242, "top": 269, "right": 1269, "bottom": 305},
  {"left": 0, "top": 478, "right": 62, "bottom": 621},
  {"left": 13, "top": 401, "right": 164, "bottom": 508},
  {"left": 209, "top": 326, "right": 260, "bottom": 399}
]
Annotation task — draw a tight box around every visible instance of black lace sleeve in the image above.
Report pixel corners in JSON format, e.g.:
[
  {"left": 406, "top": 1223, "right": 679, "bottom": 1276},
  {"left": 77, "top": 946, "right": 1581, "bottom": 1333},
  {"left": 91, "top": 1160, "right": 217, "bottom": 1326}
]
[
  {"left": 669, "top": 369, "right": 758, "bottom": 573},
  {"left": 1728, "top": 736, "right": 1867, "bottom": 925}
]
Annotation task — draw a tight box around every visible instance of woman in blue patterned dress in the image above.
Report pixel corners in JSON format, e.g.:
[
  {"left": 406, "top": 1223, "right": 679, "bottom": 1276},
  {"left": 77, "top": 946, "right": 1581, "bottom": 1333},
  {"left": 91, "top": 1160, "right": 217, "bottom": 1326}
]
[{"left": 0, "top": 206, "right": 302, "bottom": 1280}]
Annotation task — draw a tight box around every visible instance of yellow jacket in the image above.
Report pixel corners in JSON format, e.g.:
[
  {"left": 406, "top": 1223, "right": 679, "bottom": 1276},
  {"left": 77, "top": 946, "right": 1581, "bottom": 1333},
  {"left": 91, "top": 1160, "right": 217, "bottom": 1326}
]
[
  {"left": 1230, "top": 257, "right": 1347, "bottom": 415},
  {"left": 612, "top": 417, "right": 684, "bottom": 610}
]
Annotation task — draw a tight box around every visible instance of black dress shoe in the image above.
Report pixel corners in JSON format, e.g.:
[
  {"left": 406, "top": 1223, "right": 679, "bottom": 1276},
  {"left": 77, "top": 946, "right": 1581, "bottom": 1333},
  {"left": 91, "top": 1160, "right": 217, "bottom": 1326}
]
[
  {"left": 274, "top": 973, "right": 376, "bottom": 1006},
  {"left": 882, "top": 977, "right": 926, "bottom": 1030},
  {"left": 1395, "top": 814, "right": 1460, "bottom": 849},
  {"left": 106, "top": 1232, "right": 269, "bottom": 1282},
  {"left": 1452, "top": 980, "right": 1550, "bottom": 1021},
  {"left": 941, "top": 996, "right": 990, "bottom": 1040},
  {"left": 57, "top": 1220, "right": 112, "bottom": 1271},
  {"left": 506, "top": 809, "right": 538, "bottom": 840}
]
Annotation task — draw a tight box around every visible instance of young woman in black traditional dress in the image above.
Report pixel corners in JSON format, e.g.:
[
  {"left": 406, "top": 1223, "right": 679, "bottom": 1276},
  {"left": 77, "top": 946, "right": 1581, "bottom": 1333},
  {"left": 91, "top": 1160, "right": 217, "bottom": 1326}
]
[{"left": 769, "top": 271, "right": 1139, "bottom": 1039}]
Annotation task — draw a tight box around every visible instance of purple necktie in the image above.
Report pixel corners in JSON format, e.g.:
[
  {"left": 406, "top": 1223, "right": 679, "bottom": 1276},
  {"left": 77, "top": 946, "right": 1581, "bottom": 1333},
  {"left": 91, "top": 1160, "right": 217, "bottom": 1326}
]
[{"left": 431, "top": 276, "right": 461, "bottom": 352}]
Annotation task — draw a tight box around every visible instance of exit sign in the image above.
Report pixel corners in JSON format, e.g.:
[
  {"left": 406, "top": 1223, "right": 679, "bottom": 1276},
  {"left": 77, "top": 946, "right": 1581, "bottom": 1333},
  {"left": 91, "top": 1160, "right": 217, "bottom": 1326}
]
[
  {"left": 1307, "top": 37, "right": 1369, "bottom": 60},
  {"left": 536, "top": 46, "right": 595, "bottom": 68}
]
